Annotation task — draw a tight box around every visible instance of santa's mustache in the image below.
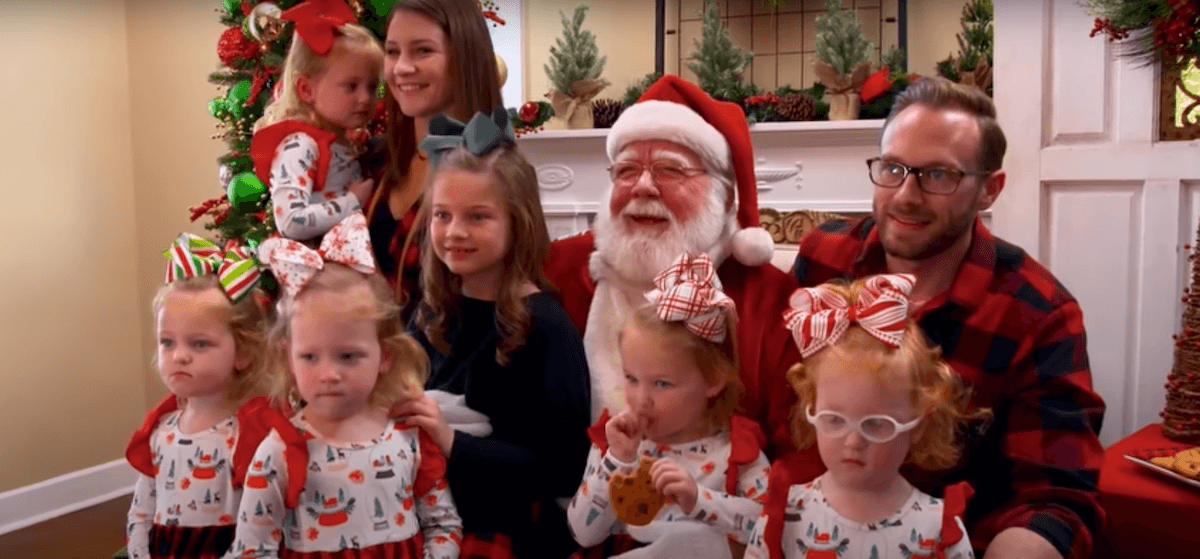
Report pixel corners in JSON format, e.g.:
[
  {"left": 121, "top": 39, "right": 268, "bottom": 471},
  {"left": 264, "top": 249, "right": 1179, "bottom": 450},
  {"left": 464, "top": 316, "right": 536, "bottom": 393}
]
[{"left": 616, "top": 199, "right": 674, "bottom": 226}]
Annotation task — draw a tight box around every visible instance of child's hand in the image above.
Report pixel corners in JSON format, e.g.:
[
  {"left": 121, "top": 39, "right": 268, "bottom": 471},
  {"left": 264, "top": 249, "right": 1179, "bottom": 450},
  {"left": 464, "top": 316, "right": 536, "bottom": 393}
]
[
  {"left": 650, "top": 458, "right": 699, "bottom": 514},
  {"left": 391, "top": 395, "right": 453, "bottom": 457},
  {"left": 348, "top": 177, "right": 375, "bottom": 207},
  {"left": 604, "top": 411, "right": 644, "bottom": 463}
]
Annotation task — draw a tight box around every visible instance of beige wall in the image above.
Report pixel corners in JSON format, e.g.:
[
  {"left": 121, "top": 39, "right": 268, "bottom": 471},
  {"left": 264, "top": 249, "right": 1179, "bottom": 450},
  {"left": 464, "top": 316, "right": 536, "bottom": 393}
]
[
  {"left": 0, "top": 2, "right": 223, "bottom": 493},
  {"left": 523, "top": 0, "right": 658, "bottom": 105},
  {"left": 907, "top": 0, "right": 973, "bottom": 77}
]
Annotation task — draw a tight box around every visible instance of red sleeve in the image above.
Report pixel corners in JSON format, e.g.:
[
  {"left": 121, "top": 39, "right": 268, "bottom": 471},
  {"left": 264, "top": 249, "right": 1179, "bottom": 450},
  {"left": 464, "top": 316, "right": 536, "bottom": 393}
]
[
  {"left": 250, "top": 119, "right": 337, "bottom": 191},
  {"left": 237, "top": 402, "right": 308, "bottom": 508},
  {"left": 124, "top": 395, "right": 179, "bottom": 477},
  {"left": 413, "top": 426, "right": 448, "bottom": 497},
  {"left": 231, "top": 396, "right": 275, "bottom": 489},
  {"left": 725, "top": 413, "right": 766, "bottom": 494},
  {"left": 544, "top": 232, "right": 596, "bottom": 336},
  {"left": 762, "top": 450, "right": 822, "bottom": 559},
  {"left": 586, "top": 409, "right": 612, "bottom": 454},
  {"left": 937, "top": 481, "right": 974, "bottom": 558}
]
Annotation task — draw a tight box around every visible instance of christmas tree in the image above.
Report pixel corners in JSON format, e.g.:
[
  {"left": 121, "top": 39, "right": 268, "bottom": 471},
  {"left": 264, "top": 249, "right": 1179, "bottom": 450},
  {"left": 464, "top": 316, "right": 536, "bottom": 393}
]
[
  {"left": 543, "top": 5, "right": 607, "bottom": 94},
  {"left": 815, "top": 0, "right": 875, "bottom": 76},
  {"left": 1163, "top": 217, "right": 1200, "bottom": 442},
  {"left": 937, "top": 0, "right": 993, "bottom": 94},
  {"left": 688, "top": 0, "right": 756, "bottom": 102}
]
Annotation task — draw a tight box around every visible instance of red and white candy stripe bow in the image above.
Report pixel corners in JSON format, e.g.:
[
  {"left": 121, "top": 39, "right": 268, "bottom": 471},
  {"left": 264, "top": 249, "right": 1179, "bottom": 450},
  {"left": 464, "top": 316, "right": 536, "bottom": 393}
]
[
  {"left": 646, "top": 253, "right": 737, "bottom": 343},
  {"left": 783, "top": 273, "right": 915, "bottom": 359},
  {"left": 257, "top": 212, "right": 376, "bottom": 298}
]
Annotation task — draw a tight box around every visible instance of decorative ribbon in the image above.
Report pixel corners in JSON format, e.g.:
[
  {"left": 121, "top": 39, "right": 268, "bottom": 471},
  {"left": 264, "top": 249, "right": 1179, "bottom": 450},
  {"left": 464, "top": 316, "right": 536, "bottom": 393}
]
[
  {"left": 281, "top": 0, "right": 357, "bottom": 55},
  {"left": 783, "top": 273, "right": 915, "bottom": 359},
  {"left": 546, "top": 77, "right": 610, "bottom": 125},
  {"left": 257, "top": 212, "right": 376, "bottom": 298},
  {"left": 645, "top": 253, "right": 736, "bottom": 343},
  {"left": 419, "top": 105, "right": 516, "bottom": 169},
  {"left": 164, "top": 233, "right": 262, "bottom": 303},
  {"left": 813, "top": 59, "right": 872, "bottom": 95}
]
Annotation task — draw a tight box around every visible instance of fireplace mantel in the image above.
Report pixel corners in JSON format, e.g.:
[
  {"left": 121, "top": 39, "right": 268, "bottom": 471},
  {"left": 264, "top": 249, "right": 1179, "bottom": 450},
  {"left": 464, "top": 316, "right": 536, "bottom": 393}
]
[{"left": 517, "top": 119, "right": 886, "bottom": 240}]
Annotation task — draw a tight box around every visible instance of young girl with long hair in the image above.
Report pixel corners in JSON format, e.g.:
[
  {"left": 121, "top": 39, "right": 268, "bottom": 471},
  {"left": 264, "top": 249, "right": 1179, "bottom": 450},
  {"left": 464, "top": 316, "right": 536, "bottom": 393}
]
[
  {"left": 363, "top": 0, "right": 503, "bottom": 312},
  {"left": 398, "top": 108, "right": 590, "bottom": 559},
  {"left": 251, "top": 0, "right": 383, "bottom": 241},
  {"left": 566, "top": 253, "right": 769, "bottom": 559},
  {"left": 744, "top": 274, "right": 989, "bottom": 559},
  {"left": 230, "top": 214, "right": 462, "bottom": 558},
  {"left": 125, "top": 235, "right": 273, "bottom": 559}
]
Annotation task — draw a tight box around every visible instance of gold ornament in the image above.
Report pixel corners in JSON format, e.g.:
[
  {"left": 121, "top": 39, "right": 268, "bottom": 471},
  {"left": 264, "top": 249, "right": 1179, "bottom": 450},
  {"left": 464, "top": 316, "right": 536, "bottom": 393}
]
[
  {"left": 496, "top": 54, "right": 508, "bottom": 87},
  {"left": 248, "top": 2, "right": 284, "bottom": 44}
]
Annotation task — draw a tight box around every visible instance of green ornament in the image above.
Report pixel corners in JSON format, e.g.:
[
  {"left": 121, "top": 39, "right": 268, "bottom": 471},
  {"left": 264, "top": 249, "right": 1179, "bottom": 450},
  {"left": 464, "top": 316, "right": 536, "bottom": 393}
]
[
  {"left": 227, "top": 79, "right": 252, "bottom": 107},
  {"left": 367, "top": 0, "right": 395, "bottom": 19},
  {"left": 227, "top": 172, "right": 266, "bottom": 210},
  {"left": 242, "top": 15, "right": 255, "bottom": 40},
  {"left": 208, "top": 98, "right": 229, "bottom": 119},
  {"left": 224, "top": 0, "right": 241, "bottom": 14}
]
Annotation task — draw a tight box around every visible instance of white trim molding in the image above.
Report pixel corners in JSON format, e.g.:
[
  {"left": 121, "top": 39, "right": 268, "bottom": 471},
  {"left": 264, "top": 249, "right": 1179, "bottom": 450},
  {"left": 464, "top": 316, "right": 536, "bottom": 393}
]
[{"left": 0, "top": 459, "right": 137, "bottom": 535}]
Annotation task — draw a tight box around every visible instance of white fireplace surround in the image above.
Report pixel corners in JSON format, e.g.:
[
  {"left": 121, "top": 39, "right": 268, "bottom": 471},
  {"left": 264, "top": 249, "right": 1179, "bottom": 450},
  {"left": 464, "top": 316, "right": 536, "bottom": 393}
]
[{"left": 517, "top": 119, "right": 889, "bottom": 246}]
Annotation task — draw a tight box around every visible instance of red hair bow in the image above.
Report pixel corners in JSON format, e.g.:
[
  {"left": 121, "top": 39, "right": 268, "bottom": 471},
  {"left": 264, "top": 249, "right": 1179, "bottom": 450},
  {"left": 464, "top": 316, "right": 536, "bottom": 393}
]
[
  {"left": 646, "top": 253, "right": 736, "bottom": 343},
  {"left": 783, "top": 273, "right": 914, "bottom": 359},
  {"left": 282, "top": 0, "right": 358, "bottom": 55}
]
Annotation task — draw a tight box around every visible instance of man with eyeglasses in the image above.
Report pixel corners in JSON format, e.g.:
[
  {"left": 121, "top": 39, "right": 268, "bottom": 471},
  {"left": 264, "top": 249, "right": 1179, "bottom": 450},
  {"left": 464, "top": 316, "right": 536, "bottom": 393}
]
[
  {"left": 546, "top": 75, "right": 803, "bottom": 460},
  {"left": 791, "top": 77, "right": 1105, "bottom": 559}
]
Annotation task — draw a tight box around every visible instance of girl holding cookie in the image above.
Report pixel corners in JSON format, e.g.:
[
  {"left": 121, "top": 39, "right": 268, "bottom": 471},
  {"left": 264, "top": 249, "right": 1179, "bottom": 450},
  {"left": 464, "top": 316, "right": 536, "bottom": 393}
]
[
  {"left": 403, "top": 107, "right": 592, "bottom": 559},
  {"left": 566, "top": 253, "right": 770, "bottom": 559},
  {"left": 743, "top": 274, "right": 987, "bottom": 559}
]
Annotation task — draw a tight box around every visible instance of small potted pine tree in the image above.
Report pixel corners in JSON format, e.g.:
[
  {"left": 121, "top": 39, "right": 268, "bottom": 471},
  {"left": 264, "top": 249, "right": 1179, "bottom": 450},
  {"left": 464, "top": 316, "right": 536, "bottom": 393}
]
[
  {"left": 544, "top": 4, "right": 609, "bottom": 129},
  {"left": 813, "top": 0, "right": 874, "bottom": 120}
]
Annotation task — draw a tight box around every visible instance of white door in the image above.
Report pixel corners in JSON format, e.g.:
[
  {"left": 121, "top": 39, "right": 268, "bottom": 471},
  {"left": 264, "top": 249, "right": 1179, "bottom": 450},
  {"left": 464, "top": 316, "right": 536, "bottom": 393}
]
[{"left": 994, "top": 0, "right": 1200, "bottom": 444}]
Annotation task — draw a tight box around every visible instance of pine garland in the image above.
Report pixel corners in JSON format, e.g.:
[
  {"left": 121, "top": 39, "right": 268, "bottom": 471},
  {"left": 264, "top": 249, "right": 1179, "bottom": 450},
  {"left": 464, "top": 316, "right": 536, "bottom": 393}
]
[
  {"left": 814, "top": 0, "right": 874, "bottom": 75},
  {"left": 544, "top": 5, "right": 607, "bottom": 94},
  {"left": 1089, "top": 0, "right": 1200, "bottom": 66},
  {"left": 687, "top": 0, "right": 754, "bottom": 102}
]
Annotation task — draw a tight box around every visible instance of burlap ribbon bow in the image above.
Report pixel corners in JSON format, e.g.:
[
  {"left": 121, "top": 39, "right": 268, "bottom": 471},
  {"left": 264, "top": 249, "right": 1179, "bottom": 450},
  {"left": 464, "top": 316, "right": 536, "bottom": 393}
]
[
  {"left": 546, "top": 78, "right": 610, "bottom": 125},
  {"left": 165, "top": 233, "right": 262, "bottom": 303},
  {"left": 646, "top": 253, "right": 737, "bottom": 343},
  {"left": 783, "top": 273, "right": 915, "bottom": 359},
  {"left": 257, "top": 212, "right": 376, "bottom": 298},
  {"left": 813, "top": 59, "right": 872, "bottom": 95}
]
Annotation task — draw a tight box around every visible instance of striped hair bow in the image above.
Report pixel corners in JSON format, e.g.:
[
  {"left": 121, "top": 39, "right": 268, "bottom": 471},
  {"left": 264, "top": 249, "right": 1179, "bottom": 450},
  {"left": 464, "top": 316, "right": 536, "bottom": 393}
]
[
  {"left": 165, "top": 234, "right": 262, "bottom": 303},
  {"left": 282, "top": 0, "right": 357, "bottom": 55},
  {"left": 646, "top": 253, "right": 737, "bottom": 343},
  {"left": 257, "top": 212, "right": 376, "bottom": 298},
  {"left": 783, "top": 273, "right": 915, "bottom": 359}
]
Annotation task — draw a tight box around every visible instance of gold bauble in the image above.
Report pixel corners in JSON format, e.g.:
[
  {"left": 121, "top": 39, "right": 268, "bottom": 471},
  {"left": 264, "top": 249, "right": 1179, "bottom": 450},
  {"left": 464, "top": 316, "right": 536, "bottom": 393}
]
[
  {"left": 248, "top": 2, "right": 284, "bottom": 44},
  {"left": 496, "top": 54, "right": 508, "bottom": 87}
]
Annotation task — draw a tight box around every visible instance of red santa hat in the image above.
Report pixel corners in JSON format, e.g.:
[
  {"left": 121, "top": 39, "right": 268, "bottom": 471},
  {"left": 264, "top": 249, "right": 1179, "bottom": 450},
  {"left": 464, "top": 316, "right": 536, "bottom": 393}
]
[{"left": 606, "top": 74, "right": 774, "bottom": 267}]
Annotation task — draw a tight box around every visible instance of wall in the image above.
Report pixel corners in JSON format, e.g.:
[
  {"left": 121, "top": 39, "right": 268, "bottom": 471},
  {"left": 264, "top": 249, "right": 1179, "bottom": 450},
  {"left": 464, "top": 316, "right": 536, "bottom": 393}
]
[
  {"left": 523, "top": 0, "right": 658, "bottom": 106},
  {"left": 0, "top": 1, "right": 145, "bottom": 492},
  {"left": 907, "top": 0, "right": 972, "bottom": 77}
]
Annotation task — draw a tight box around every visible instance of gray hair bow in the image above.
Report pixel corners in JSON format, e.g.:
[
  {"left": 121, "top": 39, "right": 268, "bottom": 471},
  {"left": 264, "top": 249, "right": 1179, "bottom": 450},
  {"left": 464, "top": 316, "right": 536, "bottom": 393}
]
[{"left": 419, "top": 105, "right": 516, "bottom": 169}]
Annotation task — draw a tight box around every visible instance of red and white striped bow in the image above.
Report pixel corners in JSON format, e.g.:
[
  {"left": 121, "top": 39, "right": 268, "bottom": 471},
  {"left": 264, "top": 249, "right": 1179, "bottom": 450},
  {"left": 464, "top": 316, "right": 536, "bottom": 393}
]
[
  {"left": 257, "top": 212, "right": 376, "bottom": 298},
  {"left": 783, "top": 274, "right": 915, "bottom": 359},
  {"left": 646, "top": 253, "right": 737, "bottom": 343}
]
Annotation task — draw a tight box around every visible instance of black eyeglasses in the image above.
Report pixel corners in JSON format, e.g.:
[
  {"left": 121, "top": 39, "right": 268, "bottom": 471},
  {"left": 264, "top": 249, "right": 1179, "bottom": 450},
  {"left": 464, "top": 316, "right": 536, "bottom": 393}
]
[{"left": 866, "top": 157, "right": 993, "bottom": 195}]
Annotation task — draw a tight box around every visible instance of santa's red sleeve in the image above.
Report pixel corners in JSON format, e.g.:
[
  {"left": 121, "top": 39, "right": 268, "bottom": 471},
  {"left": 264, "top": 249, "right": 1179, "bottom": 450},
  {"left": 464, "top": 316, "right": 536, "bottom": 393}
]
[{"left": 544, "top": 232, "right": 597, "bottom": 336}]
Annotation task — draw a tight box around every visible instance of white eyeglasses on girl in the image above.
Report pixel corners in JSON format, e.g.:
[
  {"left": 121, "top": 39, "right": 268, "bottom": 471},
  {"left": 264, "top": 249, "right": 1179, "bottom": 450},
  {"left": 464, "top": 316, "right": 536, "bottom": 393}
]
[{"left": 805, "top": 406, "right": 922, "bottom": 444}]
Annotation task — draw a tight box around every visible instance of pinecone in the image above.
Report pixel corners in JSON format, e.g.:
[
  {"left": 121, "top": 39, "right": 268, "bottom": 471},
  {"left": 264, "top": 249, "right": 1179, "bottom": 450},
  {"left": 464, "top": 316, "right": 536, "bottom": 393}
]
[
  {"left": 592, "top": 99, "right": 625, "bottom": 128},
  {"left": 777, "top": 92, "right": 817, "bottom": 121}
]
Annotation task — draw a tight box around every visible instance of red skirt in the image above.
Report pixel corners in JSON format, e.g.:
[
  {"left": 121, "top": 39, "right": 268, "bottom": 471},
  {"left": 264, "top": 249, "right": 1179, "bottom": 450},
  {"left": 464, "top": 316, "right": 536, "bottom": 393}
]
[
  {"left": 569, "top": 534, "right": 646, "bottom": 559},
  {"left": 278, "top": 535, "right": 420, "bottom": 559},
  {"left": 148, "top": 523, "right": 234, "bottom": 559},
  {"left": 459, "top": 532, "right": 516, "bottom": 559}
]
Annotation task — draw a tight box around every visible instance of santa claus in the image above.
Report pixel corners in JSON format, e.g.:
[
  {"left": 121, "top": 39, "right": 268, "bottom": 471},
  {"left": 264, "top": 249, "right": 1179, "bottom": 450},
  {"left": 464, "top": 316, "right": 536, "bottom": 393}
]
[{"left": 545, "top": 75, "right": 801, "bottom": 454}]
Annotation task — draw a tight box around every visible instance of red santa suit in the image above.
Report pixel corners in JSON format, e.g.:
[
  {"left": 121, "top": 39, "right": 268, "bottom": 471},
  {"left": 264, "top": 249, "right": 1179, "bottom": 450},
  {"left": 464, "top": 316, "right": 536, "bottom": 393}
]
[{"left": 543, "top": 76, "right": 803, "bottom": 458}]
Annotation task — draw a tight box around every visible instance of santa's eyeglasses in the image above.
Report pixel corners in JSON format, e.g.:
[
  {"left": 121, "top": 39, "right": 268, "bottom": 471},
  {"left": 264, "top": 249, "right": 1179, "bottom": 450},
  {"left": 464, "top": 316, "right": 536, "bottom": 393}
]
[
  {"left": 805, "top": 406, "right": 922, "bottom": 444},
  {"left": 608, "top": 161, "right": 706, "bottom": 187}
]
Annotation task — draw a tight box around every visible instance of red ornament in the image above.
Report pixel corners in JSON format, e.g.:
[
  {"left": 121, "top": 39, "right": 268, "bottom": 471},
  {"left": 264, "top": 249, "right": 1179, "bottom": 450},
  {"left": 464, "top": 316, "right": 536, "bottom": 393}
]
[
  {"left": 217, "top": 26, "right": 259, "bottom": 67},
  {"left": 860, "top": 67, "right": 893, "bottom": 103},
  {"left": 519, "top": 101, "right": 539, "bottom": 123}
]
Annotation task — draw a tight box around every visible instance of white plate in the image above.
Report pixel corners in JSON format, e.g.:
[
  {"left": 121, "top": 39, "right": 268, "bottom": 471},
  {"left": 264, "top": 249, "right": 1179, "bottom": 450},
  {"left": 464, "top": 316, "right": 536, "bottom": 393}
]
[{"left": 1124, "top": 454, "right": 1200, "bottom": 492}]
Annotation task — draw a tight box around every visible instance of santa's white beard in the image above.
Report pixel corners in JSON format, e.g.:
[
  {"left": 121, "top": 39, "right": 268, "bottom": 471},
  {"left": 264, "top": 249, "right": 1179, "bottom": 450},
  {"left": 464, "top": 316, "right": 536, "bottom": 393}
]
[{"left": 593, "top": 181, "right": 735, "bottom": 286}]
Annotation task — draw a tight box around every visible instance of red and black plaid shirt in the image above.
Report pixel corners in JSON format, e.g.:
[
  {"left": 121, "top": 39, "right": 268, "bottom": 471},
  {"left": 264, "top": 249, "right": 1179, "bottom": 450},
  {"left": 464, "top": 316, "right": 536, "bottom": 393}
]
[{"left": 794, "top": 216, "right": 1106, "bottom": 559}]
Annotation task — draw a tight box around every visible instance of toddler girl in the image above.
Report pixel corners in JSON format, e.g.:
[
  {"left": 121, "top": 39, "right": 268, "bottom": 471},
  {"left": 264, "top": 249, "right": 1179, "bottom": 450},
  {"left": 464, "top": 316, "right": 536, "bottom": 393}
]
[
  {"left": 252, "top": 0, "right": 382, "bottom": 241},
  {"left": 230, "top": 213, "right": 462, "bottom": 558},
  {"left": 403, "top": 107, "right": 592, "bottom": 559},
  {"left": 125, "top": 234, "right": 273, "bottom": 559},
  {"left": 744, "top": 274, "right": 988, "bottom": 559},
  {"left": 566, "top": 253, "right": 769, "bottom": 559}
]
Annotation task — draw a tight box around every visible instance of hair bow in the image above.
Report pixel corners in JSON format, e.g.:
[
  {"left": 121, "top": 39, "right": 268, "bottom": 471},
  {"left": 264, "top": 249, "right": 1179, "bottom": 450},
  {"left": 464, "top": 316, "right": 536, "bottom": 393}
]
[
  {"left": 645, "top": 253, "right": 737, "bottom": 343},
  {"left": 281, "top": 0, "right": 357, "bottom": 55},
  {"left": 257, "top": 212, "right": 376, "bottom": 298},
  {"left": 165, "top": 234, "right": 262, "bottom": 303},
  {"left": 783, "top": 273, "right": 915, "bottom": 359},
  {"left": 419, "top": 106, "right": 516, "bottom": 169}
]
